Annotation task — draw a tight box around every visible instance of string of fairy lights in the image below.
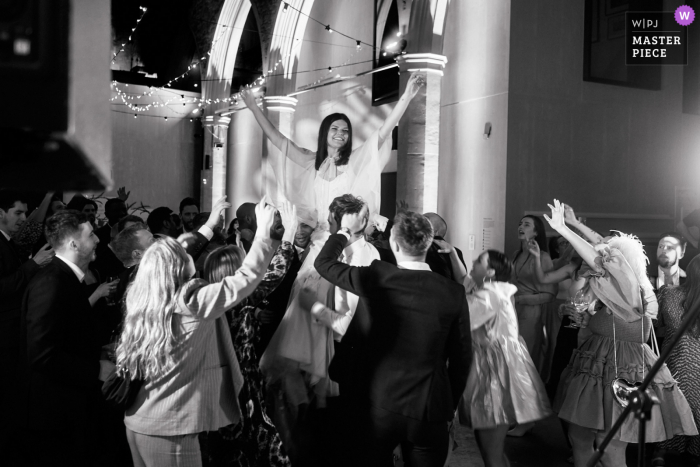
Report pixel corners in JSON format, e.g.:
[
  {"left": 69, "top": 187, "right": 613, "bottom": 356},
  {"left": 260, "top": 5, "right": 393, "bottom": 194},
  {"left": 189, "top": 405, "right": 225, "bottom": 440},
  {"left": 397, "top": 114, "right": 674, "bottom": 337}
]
[
  {"left": 110, "top": 1, "right": 406, "bottom": 121},
  {"left": 112, "top": 6, "right": 148, "bottom": 64}
]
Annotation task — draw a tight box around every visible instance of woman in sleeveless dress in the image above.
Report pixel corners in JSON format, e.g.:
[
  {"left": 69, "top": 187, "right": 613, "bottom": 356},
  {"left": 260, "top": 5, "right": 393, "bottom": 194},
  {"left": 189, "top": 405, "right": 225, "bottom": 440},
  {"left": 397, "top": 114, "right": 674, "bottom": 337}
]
[
  {"left": 240, "top": 73, "right": 425, "bottom": 403},
  {"left": 460, "top": 250, "right": 551, "bottom": 467},
  {"left": 544, "top": 199, "right": 698, "bottom": 467},
  {"left": 511, "top": 215, "right": 556, "bottom": 376}
]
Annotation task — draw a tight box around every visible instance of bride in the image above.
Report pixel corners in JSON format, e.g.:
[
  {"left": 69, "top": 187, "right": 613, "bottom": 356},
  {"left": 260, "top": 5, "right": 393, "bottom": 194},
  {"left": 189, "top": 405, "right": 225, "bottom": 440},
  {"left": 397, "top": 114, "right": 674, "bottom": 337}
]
[{"left": 240, "top": 72, "right": 425, "bottom": 402}]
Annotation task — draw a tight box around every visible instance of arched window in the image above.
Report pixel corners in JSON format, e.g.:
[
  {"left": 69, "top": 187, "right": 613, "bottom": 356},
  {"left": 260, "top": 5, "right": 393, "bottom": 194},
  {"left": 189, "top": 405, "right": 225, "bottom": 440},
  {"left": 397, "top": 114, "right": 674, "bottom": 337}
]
[{"left": 372, "top": 0, "right": 403, "bottom": 106}]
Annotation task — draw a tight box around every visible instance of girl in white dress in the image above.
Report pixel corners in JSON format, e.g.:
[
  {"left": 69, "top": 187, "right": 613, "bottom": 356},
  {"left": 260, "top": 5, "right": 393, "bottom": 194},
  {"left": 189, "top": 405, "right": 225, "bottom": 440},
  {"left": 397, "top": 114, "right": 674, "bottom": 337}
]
[{"left": 239, "top": 73, "right": 425, "bottom": 403}]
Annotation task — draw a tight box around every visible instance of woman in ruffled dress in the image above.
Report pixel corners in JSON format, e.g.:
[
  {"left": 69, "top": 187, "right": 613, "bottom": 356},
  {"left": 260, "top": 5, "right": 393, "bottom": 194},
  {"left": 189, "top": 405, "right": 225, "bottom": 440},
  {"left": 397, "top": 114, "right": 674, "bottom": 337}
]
[
  {"left": 460, "top": 250, "right": 551, "bottom": 467},
  {"left": 545, "top": 199, "right": 698, "bottom": 467}
]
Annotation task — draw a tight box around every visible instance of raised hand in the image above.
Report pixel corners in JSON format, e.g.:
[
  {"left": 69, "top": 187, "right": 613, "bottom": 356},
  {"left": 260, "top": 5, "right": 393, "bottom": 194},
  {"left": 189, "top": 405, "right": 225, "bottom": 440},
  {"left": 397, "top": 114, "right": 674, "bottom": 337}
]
[
  {"left": 340, "top": 204, "right": 369, "bottom": 236},
  {"left": 206, "top": 196, "right": 232, "bottom": 231},
  {"left": 562, "top": 203, "right": 579, "bottom": 225},
  {"left": 255, "top": 195, "right": 277, "bottom": 241},
  {"left": 117, "top": 187, "right": 130, "bottom": 202},
  {"left": 278, "top": 200, "right": 298, "bottom": 244},
  {"left": 543, "top": 199, "right": 566, "bottom": 232},
  {"left": 405, "top": 73, "right": 426, "bottom": 99},
  {"left": 32, "top": 243, "right": 54, "bottom": 266},
  {"left": 240, "top": 87, "right": 259, "bottom": 110},
  {"left": 527, "top": 238, "right": 541, "bottom": 257}
]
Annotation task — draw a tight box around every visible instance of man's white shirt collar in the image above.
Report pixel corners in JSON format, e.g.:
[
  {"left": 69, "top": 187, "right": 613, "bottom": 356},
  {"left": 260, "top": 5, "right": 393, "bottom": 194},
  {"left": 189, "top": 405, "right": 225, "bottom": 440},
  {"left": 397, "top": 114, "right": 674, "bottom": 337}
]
[
  {"left": 397, "top": 261, "right": 432, "bottom": 271},
  {"left": 657, "top": 265, "right": 685, "bottom": 289},
  {"left": 0, "top": 229, "right": 10, "bottom": 241},
  {"left": 55, "top": 254, "right": 85, "bottom": 283}
]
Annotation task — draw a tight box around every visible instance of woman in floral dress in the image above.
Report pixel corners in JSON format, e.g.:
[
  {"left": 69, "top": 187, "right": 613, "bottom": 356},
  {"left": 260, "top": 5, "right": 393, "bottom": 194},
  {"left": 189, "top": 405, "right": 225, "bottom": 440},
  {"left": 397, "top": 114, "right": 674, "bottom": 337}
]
[{"left": 201, "top": 202, "right": 297, "bottom": 467}]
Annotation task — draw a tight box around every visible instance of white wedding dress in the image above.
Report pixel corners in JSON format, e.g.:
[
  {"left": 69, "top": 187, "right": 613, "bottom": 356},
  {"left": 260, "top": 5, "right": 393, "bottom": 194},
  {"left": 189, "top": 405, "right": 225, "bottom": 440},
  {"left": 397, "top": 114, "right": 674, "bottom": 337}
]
[{"left": 259, "top": 129, "right": 391, "bottom": 404}]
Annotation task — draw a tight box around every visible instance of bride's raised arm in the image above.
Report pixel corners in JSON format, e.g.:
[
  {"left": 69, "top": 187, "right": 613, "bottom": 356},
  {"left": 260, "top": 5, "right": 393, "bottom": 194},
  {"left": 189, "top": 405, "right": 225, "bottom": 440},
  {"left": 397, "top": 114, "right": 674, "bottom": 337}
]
[
  {"left": 240, "top": 88, "right": 314, "bottom": 168},
  {"left": 377, "top": 73, "right": 425, "bottom": 154}
]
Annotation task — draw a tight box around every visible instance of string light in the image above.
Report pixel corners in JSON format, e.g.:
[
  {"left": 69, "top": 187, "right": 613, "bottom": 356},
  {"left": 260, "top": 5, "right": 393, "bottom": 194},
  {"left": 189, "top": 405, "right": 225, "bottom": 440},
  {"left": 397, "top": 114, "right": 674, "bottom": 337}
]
[
  {"left": 111, "top": 6, "right": 405, "bottom": 118},
  {"left": 112, "top": 6, "right": 147, "bottom": 63}
]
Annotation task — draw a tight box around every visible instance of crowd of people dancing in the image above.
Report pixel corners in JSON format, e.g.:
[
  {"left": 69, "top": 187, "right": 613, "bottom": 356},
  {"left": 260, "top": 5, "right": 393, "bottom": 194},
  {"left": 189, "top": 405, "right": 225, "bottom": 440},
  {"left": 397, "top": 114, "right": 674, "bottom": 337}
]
[{"left": 2, "top": 71, "right": 700, "bottom": 467}]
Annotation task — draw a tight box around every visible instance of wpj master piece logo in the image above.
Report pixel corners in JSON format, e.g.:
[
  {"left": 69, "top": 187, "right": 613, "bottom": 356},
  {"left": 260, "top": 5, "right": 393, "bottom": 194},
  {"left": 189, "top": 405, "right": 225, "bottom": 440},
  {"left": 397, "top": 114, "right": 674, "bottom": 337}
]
[{"left": 625, "top": 5, "right": 692, "bottom": 65}]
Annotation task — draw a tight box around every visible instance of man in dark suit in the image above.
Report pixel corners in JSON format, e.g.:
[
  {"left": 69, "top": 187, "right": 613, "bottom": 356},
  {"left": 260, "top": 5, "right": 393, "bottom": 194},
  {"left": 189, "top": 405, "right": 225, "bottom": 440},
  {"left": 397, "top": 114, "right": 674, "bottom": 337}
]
[
  {"left": 314, "top": 209, "right": 472, "bottom": 467},
  {"left": 93, "top": 197, "right": 128, "bottom": 279},
  {"left": 0, "top": 190, "right": 53, "bottom": 463},
  {"left": 19, "top": 210, "right": 116, "bottom": 467}
]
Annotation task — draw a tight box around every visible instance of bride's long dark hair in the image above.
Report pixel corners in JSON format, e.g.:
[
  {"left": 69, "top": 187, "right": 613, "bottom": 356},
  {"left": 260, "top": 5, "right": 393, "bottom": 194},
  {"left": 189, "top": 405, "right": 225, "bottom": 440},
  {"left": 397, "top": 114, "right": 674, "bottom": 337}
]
[{"left": 315, "top": 113, "right": 352, "bottom": 170}]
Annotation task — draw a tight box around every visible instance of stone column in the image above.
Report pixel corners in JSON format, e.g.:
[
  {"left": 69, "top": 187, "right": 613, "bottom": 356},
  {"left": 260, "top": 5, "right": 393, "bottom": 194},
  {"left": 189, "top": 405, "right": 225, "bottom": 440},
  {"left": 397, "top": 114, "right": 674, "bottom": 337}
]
[
  {"left": 226, "top": 107, "right": 264, "bottom": 219},
  {"left": 201, "top": 115, "right": 231, "bottom": 213},
  {"left": 262, "top": 96, "right": 297, "bottom": 205},
  {"left": 396, "top": 53, "right": 448, "bottom": 213}
]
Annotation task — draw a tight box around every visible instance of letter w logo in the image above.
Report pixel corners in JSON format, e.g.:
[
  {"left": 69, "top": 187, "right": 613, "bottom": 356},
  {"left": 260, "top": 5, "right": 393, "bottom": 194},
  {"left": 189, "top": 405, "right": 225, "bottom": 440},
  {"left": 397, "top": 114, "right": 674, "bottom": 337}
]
[{"left": 680, "top": 11, "right": 691, "bottom": 20}]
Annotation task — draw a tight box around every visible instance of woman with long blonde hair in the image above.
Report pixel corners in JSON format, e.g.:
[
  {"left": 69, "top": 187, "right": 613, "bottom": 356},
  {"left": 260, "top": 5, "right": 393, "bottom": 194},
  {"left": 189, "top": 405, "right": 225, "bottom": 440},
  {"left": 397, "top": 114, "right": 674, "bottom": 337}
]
[{"left": 117, "top": 199, "right": 281, "bottom": 467}]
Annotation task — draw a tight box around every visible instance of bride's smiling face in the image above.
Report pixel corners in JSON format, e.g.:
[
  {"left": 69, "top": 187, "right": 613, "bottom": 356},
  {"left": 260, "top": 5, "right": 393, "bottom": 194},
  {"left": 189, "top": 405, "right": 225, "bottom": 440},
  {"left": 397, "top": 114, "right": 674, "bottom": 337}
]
[{"left": 326, "top": 120, "right": 349, "bottom": 151}]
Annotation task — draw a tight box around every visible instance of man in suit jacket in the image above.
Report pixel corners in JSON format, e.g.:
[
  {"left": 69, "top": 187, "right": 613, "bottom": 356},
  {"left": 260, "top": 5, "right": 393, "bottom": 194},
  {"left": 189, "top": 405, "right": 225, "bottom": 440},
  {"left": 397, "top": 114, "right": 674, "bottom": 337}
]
[
  {"left": 314, "top": 209, "right": 472, "bottom": 467},
  {"left": 0, "top": 190, "right": 53, "bottom": 464},
  {"left": 19, "top": 210, "right": 116, "bottom": 467},
  {"left": 93, "top": 197, "right": 128, "bottom": 279}
]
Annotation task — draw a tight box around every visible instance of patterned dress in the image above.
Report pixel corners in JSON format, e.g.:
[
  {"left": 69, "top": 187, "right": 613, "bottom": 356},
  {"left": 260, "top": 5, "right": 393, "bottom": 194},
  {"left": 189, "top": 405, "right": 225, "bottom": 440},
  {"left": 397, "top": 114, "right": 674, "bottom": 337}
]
[
  {"left": 659, "top": 286, "right": 700, "bottom": 457},
  {"left": 201, "top": 242, "right": 294, "bottom": 467}
]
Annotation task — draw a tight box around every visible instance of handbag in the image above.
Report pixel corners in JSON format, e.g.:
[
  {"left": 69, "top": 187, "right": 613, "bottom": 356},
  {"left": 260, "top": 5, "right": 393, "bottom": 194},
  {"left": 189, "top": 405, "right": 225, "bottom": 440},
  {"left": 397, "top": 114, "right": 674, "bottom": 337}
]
[{"left": 101, "top": 367, "right": 143, "bottom": 409}]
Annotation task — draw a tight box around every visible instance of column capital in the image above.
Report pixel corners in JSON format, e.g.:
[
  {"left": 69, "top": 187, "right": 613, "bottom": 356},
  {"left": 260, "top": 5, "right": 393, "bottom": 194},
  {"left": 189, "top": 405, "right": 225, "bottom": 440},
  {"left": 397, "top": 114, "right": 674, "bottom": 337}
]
[
  {"left": 397, "top": 53, "right": 448, "bottom": 76},
  {"left": 202, "top": 115, "right": 232, "bottom": 128},
  {"left": 263, "top": 96, "right": 298, "bottom": 113}
]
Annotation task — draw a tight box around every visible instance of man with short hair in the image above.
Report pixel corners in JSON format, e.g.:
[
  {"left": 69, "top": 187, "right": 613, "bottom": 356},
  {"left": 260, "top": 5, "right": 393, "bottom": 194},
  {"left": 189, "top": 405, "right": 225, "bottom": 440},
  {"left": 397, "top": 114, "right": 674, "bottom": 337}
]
[
  {"left": 147, "top": 206, "right": 181, "bottom": 238},
  {"left": 236, "top": 202, "right": 258, "bottom": 252},
  {"left": 19, "top": 210, "right": 114, "bottom": 467},
  {"left": 0, "top": 190, "right": 53, "bottom": 461},
  {"left": 314, "top": 210, "right": 471, "bottom": 467},
  {"left": 109, "top": 224, "right": 154, "bottom": 329},
  {"left": 94, "top": 198, "right": 129, "bottom": 279},
  {"left": 651, "top": 232, "right": 687, "bottom": 292},
  {"left": 111, "top": 224, "right": 154, "bottom": 269},
  {"left": 311, "top": 195, "right": 381, "bottom": 357},
  {"left": 66, "top": 195, "right": 98, "bottom": 227},
  {"left": 179, "top": 197, "right": 200, "bottom": 233}
]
